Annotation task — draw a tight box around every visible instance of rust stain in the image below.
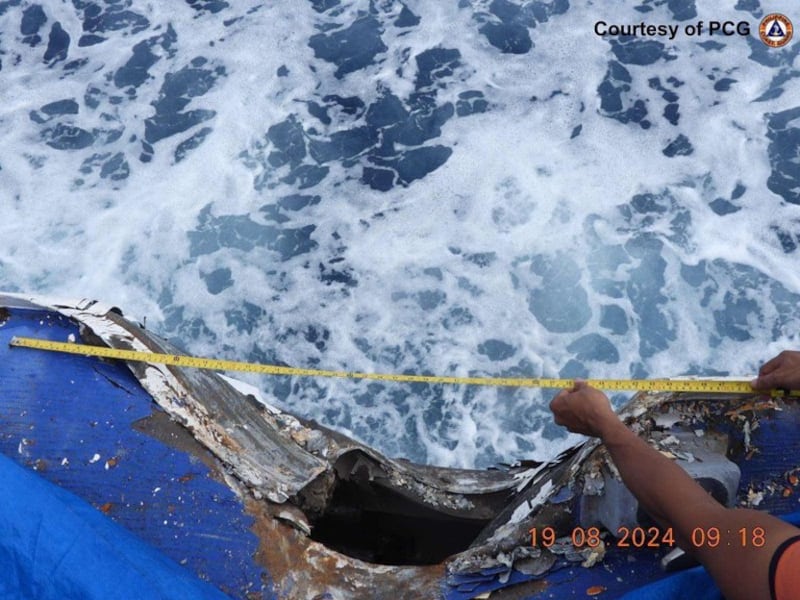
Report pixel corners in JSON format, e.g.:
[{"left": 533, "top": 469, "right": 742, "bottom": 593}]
[
  {"left": 244, "top": 497, "right": 445, "bottom": 599},
  {"left": 484, "top": 579, "right": 549, "bottom": 599},
  {"left": 98, "top": 502, "right": 114, "bottom": 514},
  {"left": 586, "top": 585, "right": 606, "bottom": 596},
  {"left": 724, "top": 399, "right": 778, "bottom": 418},
  {"left": 217, "top": 432, "right": 241, "bottom": 451}
]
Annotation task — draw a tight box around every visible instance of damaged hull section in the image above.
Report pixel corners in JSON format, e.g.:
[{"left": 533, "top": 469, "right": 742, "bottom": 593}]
[
  {"left": 0, "top": 295, "right": 523, "bottom": 598},
  {"left": 1, "top": 293, "right": 799, "bottom": 599}
]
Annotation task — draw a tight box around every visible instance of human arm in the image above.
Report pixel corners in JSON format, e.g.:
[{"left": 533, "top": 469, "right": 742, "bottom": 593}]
[{"left": 550, "top": 381, "right": 800, "bottom": 600}]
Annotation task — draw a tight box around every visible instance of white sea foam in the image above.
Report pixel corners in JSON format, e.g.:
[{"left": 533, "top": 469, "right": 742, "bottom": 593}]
[{"left": 1, "top": 0, "right": 800, "bottom": 468}]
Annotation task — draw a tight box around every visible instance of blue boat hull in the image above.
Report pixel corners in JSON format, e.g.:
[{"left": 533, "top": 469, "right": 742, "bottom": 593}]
[
  {"left": 2, "top": 294, "right": 799, "bottom": 599},
  {"left": 0, "top": 302, "right": 270, "bottom": 598}
]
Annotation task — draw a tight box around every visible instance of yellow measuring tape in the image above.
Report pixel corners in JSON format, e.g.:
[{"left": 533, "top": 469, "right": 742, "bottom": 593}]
[{"left": 8, "top": 335, "right": 798, "bottom": 396}]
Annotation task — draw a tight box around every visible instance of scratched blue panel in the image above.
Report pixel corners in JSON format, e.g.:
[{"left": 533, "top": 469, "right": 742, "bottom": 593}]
[
  {"left": 0, "top": 307, "right": 273, "bottom": 599},
  {"left": 445, "top": 400, "right": 800, "bottom": 599},
  {"left": 444, "top": 548, "right": 669, "bottom": 600},
  {"left": 728, "top": 402, "right": 800, "bottom": 516}
]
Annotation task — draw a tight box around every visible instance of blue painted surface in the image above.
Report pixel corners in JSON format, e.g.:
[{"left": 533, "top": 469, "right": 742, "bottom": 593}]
[
  {"left": 444, "top": 401, "right": 800, "bottom": 599},
  {"left": 0, "top": 451, "right": 228, "bottom": 600},
  {"left": 621, "top": 512, "right": 800, "bottom": 600},
  {"left": 444, "top": 543, "right": 669, "bottom": 599},
  {"left": 0, "top": 307, "right": 273, "bottom": 599},
  {"left": 4, "top": 305, "right": 799, "bottom": 599}
]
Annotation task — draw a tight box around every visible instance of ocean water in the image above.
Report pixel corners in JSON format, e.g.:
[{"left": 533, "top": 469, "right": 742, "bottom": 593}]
[{"left": 1, "top": 0, "right": 799, "bottom": 469}]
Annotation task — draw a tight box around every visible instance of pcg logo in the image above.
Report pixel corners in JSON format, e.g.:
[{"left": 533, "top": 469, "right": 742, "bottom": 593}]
[{"left": 759, "top": 13, "right": 793, "bottom": 47}]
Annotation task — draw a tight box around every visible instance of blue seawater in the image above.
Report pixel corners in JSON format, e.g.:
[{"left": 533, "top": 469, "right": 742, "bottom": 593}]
[{"left": 2, "top": 0, "right": 800, "bottom": 468}]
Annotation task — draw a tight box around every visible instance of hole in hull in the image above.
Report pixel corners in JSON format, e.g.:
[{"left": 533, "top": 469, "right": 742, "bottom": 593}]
[{"left": 309, "top": 476, "right": 491, "bottom": 565}]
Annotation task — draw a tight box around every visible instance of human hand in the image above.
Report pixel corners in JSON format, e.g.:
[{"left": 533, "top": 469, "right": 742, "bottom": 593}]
[
  {"left": 750, "top": 350, "right": 800, "bottom": 392},
  {"left": 549, "top": 380, "right": 621, "bottom": 438}
]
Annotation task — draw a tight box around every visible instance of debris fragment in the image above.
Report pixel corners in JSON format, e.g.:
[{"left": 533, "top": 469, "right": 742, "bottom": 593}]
[
  {"left": 581, "top": 540, "right": 606, "bottom": 568},
  {"left": 275, "top": 506, "right": 312, "bottom": 535},
  {"left": 746, "top": 488, "right": 764, "bottom": 507},
  {"left": 587, "top": 585, "right": 606, "bottom": 596},
  {"left": 743, "top": 421, "right": 751, "bottom": 453},
  {"left": 17, "top": 439, "right": 30, "bottom": 455}
]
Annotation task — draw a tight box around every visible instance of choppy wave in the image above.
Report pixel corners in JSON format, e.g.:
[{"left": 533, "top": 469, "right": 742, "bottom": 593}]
[{"left": 2, "top": 0, "right": 800, "bottom": 468}]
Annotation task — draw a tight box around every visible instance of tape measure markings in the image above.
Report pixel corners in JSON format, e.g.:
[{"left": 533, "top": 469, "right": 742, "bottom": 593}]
[{"left": 8, "top": 335, "right": 796, "bottom": 396}]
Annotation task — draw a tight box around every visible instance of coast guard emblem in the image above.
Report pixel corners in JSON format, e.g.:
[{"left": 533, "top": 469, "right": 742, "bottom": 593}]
[{"left": 759, "top": 13, "right": 793, "bottom": 47}]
